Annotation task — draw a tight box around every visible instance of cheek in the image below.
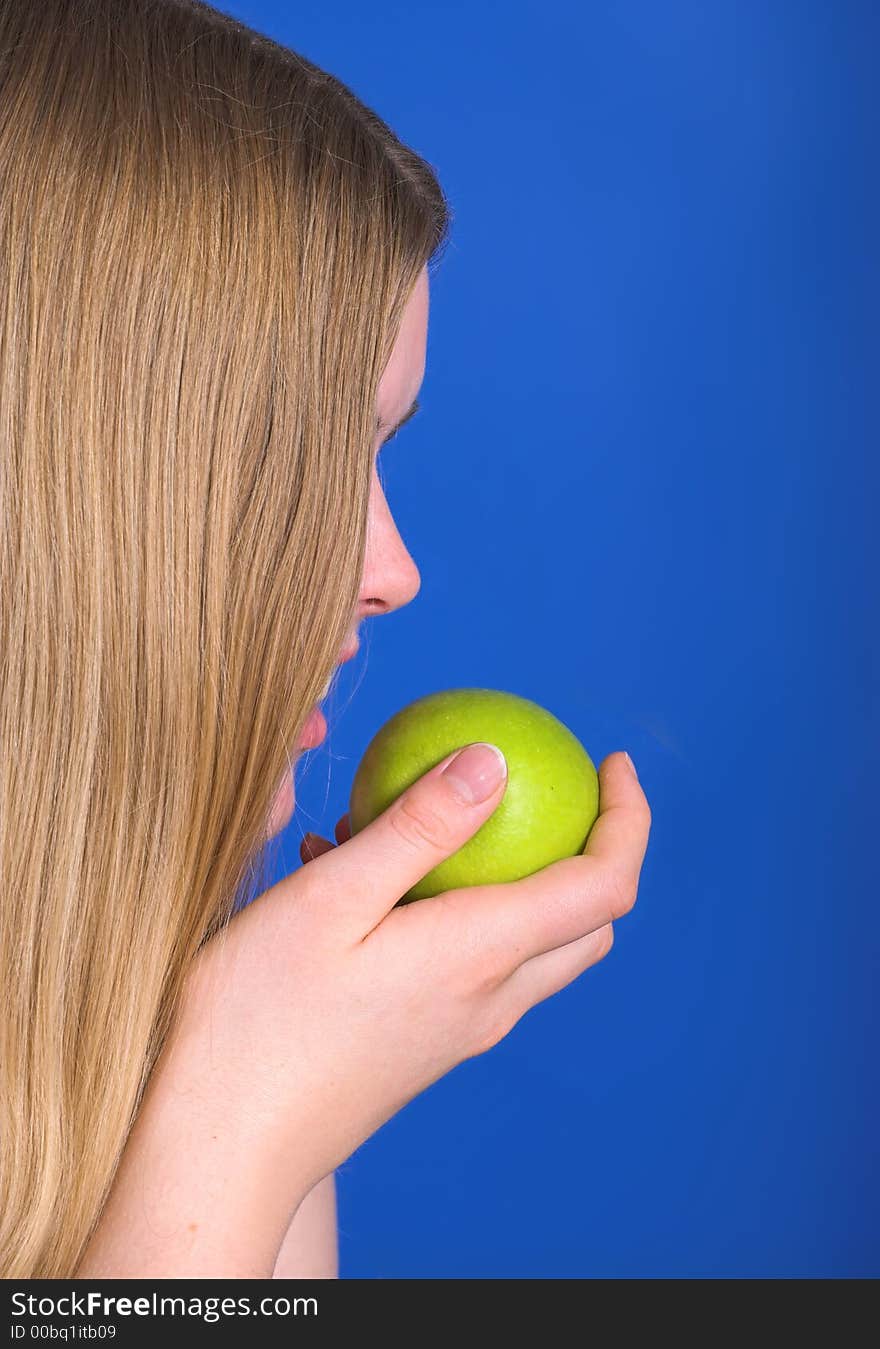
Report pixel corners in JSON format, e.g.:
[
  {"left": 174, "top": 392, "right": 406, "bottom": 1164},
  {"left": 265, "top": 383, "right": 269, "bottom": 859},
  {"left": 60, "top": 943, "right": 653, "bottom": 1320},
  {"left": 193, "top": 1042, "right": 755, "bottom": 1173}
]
[{"left": 264, "top": 470, "right": 384, "bottom": 845}]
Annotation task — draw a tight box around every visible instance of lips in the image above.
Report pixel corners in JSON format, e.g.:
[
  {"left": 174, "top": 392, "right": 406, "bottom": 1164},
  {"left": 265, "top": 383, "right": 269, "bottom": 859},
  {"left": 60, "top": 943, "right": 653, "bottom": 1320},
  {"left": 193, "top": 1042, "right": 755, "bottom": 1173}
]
[
  {"left": 297, "top": 638, "right": 359, "bottom": 750},
  {"left": 298, "top": 704, "right": 328, "bottom": 750}
]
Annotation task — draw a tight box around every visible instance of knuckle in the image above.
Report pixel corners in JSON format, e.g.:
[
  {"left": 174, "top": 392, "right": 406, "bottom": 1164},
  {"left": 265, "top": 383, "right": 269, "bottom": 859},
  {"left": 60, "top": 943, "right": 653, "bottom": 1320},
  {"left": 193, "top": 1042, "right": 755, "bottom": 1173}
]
[
  {"left": 389, "top": 793, "right": 458, "bottom": 854},
  {"left": 607, "top": 868, "right": 638, "bottom": 920},
  {"left": 595, "top": 923, "right": 615, "bottom": 961},
  {"left": 470, "top": 945, "right": 510, "bottom": 996},
  {"left": 468, "top": 1007, "right": 516, "bottom": 1059}
]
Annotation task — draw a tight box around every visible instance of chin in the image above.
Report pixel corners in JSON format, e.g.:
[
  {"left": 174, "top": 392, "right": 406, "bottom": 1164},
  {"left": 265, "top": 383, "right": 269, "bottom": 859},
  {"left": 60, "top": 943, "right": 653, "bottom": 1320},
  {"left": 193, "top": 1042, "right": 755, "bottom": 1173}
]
[{"left": 265, "top": 768, "right": 295, "bottom": 840}]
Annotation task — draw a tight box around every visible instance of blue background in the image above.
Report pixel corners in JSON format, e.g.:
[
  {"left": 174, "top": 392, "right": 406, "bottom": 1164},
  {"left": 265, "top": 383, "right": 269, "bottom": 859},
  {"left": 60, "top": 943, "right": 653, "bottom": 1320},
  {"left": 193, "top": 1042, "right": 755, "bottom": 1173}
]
[{"left": 234, "top": 1, "right": 878, "bottom": 1276}]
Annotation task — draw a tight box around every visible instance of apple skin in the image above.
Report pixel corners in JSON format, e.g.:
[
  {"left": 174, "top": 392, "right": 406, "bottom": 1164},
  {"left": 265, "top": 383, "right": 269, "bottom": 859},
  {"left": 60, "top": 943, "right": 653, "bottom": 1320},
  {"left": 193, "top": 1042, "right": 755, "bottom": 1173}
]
[{"left": 348, "top": 688, "right": 600, "bottom": 904}]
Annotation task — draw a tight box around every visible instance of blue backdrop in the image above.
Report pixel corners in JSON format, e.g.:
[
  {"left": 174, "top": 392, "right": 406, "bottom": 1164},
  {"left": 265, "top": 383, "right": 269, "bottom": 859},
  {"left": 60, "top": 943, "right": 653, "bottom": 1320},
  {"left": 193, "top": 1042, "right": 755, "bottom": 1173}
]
[{"left": 235, "top": 1, "right": 877, "bottom": 1276}]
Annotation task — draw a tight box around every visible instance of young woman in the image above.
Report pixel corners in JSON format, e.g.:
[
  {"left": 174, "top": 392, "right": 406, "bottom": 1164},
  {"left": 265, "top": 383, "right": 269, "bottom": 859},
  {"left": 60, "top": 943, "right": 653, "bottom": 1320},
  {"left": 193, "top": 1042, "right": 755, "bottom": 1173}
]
[{"left": 0, "top": 0, "right": 652, "bottom": 1278}]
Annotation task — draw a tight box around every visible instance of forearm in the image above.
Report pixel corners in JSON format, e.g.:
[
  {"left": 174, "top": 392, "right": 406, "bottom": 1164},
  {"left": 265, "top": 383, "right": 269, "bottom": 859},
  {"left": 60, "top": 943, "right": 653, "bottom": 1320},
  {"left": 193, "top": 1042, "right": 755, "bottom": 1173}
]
[
  {"left": 75, "top": 1030, "right": 310, "bottom": 1279},
  {"left": 272, "top": 1173, "right": 338, "bottom": 1279}
]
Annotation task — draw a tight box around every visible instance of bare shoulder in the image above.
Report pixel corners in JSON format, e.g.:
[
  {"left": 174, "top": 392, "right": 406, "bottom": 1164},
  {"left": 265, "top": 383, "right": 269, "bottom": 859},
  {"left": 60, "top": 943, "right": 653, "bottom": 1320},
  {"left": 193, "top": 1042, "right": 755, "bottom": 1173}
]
[{"left": 272, "top": 1172, "right": 338, "bottom": 1279}]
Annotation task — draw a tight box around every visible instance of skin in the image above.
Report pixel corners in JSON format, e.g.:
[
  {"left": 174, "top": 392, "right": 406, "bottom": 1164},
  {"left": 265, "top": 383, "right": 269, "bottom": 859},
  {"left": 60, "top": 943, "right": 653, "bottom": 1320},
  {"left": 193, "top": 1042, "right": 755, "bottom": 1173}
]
[
  {"left": 270, "top": 271, "right": 428, "bottom": 1276},
  {"left": 264, "top": 265, "right": 427, "bottom": 841},
  {"left": 75, "top": 266, "right": 652, "bottom": 1280}
]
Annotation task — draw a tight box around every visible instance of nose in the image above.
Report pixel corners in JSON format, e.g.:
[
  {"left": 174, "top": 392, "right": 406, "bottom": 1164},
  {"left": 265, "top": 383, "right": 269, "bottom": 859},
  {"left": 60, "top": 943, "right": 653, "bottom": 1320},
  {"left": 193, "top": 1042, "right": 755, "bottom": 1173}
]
[{"left": 356, "top": 461, "right": 421, "bottom": 619}]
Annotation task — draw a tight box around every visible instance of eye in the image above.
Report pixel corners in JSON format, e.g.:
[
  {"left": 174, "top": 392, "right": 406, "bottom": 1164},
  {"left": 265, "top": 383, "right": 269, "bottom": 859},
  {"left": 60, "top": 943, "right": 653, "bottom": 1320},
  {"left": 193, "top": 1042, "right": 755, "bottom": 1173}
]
[
  {"left": 376, "top": 398, "right": 422, "bottom": 454},
  {"left": 376, "top": 428, "right": 401, "bottom": 463}
]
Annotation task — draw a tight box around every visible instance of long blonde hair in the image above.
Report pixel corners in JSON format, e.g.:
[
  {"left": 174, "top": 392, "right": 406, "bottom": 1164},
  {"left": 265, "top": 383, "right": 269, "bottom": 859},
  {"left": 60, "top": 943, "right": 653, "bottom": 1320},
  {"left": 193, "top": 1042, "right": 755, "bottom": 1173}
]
[{"left": 0, "top": 0, "right": 451, "bottom": 1277}]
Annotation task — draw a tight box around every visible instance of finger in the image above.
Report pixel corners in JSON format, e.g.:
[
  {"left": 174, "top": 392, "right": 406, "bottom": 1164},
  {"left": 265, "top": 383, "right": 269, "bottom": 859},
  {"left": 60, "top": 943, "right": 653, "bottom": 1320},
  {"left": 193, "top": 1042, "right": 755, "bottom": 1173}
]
[
  {"left": 297, "top": 742, "right": 508, "bottom": 936},
  {"left": 299, "top": 832, "right": 335, "bottom": 865},
  {"left": 334, "top": 813, "right": 352, "bottom": 845},
  {"left": 502, "top": 922, "right": 614, "bottom": 1013},
  {"left": 435, "top": 751, "right": 650, "bottom": 971},
  {"left": 580, "top": 752, "right": 651, "bottom": 870}
]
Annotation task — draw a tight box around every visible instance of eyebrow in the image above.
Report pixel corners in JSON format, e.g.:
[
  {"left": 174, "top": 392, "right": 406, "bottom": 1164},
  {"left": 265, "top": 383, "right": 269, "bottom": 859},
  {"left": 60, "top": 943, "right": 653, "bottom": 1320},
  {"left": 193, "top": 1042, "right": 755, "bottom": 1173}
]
[{"left": 375, "top": 397, "right": 421, "bottom": 443}]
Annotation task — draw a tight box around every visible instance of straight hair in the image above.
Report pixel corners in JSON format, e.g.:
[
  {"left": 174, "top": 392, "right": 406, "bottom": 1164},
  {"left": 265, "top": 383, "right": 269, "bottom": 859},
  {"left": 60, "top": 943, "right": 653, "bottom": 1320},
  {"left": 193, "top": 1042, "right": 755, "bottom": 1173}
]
[{"left": 0, "top": 0, "right": 451, "bottom": 1276}]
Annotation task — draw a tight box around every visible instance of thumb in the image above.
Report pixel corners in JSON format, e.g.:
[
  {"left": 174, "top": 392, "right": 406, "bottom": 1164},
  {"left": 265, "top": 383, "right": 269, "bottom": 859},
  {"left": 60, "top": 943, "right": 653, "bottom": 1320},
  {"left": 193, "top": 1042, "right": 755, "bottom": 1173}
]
[{"left": 298, "top": 742, "right": 508, "bottom": 936}]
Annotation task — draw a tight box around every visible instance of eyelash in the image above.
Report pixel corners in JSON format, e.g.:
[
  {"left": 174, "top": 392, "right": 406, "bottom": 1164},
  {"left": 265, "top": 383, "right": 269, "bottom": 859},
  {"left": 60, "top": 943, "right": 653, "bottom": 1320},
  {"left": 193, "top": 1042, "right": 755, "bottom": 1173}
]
[{"left": 378, "top": 407, "right": 420, "bottom": 454}]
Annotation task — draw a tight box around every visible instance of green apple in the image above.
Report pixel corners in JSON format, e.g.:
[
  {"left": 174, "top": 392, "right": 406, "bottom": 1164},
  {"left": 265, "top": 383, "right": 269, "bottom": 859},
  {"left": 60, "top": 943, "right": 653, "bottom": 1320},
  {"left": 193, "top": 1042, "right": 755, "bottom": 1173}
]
[{"left": 349, "top": 687, "right": 600, "bottom": 903}]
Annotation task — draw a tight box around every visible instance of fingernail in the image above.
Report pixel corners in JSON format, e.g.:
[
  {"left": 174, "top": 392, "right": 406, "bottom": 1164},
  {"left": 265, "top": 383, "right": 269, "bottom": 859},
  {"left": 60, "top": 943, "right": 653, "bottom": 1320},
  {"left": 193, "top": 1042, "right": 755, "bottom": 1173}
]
[
  {"left": 623, "top": 751, "right": 639, "bottom": 780},
  {"left": 442, "top": 742, "right": 507, "bottom": 804}
]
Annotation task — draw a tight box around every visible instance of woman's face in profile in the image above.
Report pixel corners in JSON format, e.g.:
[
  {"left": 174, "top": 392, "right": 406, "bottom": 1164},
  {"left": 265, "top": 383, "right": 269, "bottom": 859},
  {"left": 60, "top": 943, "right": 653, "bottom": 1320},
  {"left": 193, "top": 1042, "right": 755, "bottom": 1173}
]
[{"left": 265, "top": 264, "right": 429, "bottom": 839}]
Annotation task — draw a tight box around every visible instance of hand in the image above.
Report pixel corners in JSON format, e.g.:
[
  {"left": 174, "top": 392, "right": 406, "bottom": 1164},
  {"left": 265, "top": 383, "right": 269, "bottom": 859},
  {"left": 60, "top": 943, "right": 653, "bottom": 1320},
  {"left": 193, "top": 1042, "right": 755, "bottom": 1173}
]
[{"left": 173, "top": 744, "right": 652, "bottom": 1200}]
